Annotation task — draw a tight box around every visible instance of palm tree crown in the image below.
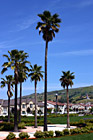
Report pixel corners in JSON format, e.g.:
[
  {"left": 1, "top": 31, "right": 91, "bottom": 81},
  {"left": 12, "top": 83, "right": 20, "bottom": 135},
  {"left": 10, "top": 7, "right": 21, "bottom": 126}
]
[
  {"left": 1, "top": 75, "right": 14, "bottom": 97},
  {"left": 1, "top": 50, "right": 29, "bottom": 75},
  {"left": 36, "top": 10, "right": 61, "bottom": 42},
  {"left": 60, "top": 71, "right": 75, "bottom": 88},
  {"left": 29, "top": 64, "right": 43, "bottom": 82}
]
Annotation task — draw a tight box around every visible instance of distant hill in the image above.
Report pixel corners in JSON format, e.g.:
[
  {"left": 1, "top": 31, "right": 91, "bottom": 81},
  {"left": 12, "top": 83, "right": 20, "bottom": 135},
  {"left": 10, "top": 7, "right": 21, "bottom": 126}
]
[{"left": 22, "top": 86, "right": 93, "bottom": 104}]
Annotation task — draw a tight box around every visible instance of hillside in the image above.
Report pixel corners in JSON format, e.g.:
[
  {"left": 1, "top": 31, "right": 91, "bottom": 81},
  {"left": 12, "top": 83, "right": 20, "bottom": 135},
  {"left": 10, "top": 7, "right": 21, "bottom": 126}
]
[{"left": 22, "top": 86, "right": 93, "bottom": 104}]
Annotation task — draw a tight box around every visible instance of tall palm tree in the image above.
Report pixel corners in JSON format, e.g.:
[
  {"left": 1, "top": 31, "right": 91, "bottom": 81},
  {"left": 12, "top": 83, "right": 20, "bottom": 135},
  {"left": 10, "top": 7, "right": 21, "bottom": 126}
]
[
  {"left": 36, "top": 10, "right": 61, "bottom": 131},
  {"left": 0, "top": 75, "right": 14, "bottom": 122},
  {"left": 18, "top": 62, "right": 30, "bottom": 123},
  {"left": 59, "top": 71, "right": 75, "bottom": 128},
  {"left": 28, "top": 64, "right": 43, "bottom": 128},
  {"left": 1, "top": 49, "right": 29, "bottom": 132}
]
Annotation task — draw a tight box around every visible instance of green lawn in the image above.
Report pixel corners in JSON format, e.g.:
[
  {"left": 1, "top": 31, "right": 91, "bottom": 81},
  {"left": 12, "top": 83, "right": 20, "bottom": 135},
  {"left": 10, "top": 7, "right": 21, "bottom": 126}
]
[
  {"left": 47, "top": 115, "right": 93, "bottom": 124},
  {"left": 1, "top": 114, "right": 93, "bottom": 126},
  {"left": 35, "top": 133, "right": 93, "bottom": 140},
  {"left": 19, "top": 115, "right": 93, "bottom": 125}
]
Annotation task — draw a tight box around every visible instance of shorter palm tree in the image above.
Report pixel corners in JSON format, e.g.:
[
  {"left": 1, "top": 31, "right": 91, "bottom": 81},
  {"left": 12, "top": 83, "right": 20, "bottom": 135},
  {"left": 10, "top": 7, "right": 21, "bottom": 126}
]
[
  {"left": 18, "top": 63, "right": 30, "bottom": 123},
  {"left": 29, "top": 64, "right": 44, "bottom": 128},
  {"left": 0, "top": 75, "right": 14, "bottom": 122},
  {"left": 59, "top": 71, "right": 75, "bottom": 128}
]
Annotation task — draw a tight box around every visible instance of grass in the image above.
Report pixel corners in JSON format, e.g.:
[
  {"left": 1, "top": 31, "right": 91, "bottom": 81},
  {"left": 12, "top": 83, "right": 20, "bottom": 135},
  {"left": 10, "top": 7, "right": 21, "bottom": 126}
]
[
  {"left": 1, "top": 114, "right": 93, "bottom": 126},
  {"left": 35, "top": 133, "right": 93, "bottom": 140},
  {"left": 47, "top": 115, "right": 93, "bottom": 124}
]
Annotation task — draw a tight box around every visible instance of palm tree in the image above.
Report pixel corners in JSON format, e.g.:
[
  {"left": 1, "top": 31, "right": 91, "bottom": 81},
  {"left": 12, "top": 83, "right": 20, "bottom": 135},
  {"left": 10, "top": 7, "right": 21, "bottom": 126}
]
[
  {"left": 28, "top": 64, "right": 43, "bottom": 128},
  {"left": 18, "top": 62, "right": 30, "bottom": 123},
  {"left": 0, "top": 75, "right": 14, "bottom": 122},
  {"left": 1, "top": 49, "right": 29, "bottom": 132},
  {"left": 59, "top": 71, "right": 75, "bottom": 128},
  {"left": 36, "top": 10, "right": 61, "bottom": 131}
]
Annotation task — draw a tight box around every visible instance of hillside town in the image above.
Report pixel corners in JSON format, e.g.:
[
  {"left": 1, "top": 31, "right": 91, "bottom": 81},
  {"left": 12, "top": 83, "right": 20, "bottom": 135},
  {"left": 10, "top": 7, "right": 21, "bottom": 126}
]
[{"left": 0, "top": 98, "right": 93, "bottom": 116}]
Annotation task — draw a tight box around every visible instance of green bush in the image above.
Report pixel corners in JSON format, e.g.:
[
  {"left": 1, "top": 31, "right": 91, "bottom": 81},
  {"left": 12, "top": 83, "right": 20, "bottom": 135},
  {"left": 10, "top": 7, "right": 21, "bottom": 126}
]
[
  {"left": 0, "top": 125, "right": 4, "bottom": 131},
  {"left": 34, "top": 130, "right": 54, "bottom": 138},
  {"left": 44, "top": 131, "right": 54, "bottom": 137},
  {"left": 6, "top": 132, "right": 16, "bottom": 139},
  {"left": 34, "top": 130, "right": 44, "bottom": 138},
  {"left": 80, "top": 127, "right": 90, "bottom": 133},
  {"left": 70, "top": 128, "right": 81, "bottom": 134},
  {"left": 18, "top": 122, "right": 26, "bottom": 129},
  {"left": 63, "top": 129, "right": 70, "bottom": 135},
  {"left": 55, "top": 130, "right": 64, "bottom": 137},
  {"left": 0, "top": 122, "right": 14, "bottom": 131},
  {"left": 19, "top": 132, "right": 30, "bottom": 139}
]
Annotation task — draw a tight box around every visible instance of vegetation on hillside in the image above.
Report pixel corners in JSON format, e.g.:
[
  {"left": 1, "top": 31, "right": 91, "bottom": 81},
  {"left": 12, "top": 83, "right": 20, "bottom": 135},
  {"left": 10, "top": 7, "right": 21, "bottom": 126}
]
[{"left": 22, "top": 86, "right": 93, "bottom": 104}]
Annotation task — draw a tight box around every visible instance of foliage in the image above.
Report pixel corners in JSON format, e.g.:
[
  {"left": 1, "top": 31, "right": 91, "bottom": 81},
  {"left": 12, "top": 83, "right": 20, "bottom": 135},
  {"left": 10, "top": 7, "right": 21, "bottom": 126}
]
[
  {"left": 23, "top": 86, "right": 93, "bottom": 103},
  {"left": 6, "top": 132, "right": 16, "bottom": 139},
  {"left": 34, "top": 130, "right": 44, "bottom": 138},
  {"left": 34, "top": 130, "right": 54, "bottom": 138},
  {"left": 70, "top": 128, "right": 81, "bottom": 134},
  {"left": 44, "top": 131, "right": 54, "bottom": 137},
  {"left": 19, "top": 132, "right": 30, "bottom": 139},
  {"left": 55, "top": 130, "right": 64, "bottom": 137},
  {"left": 0, "top": 122, "right": 14, "bottom": 131},
  {"left": 63, "top": 129, "right": 70, "bottom": 135},
  {"left": 18, "top": 122, "right": 26, "bottom": 129}
]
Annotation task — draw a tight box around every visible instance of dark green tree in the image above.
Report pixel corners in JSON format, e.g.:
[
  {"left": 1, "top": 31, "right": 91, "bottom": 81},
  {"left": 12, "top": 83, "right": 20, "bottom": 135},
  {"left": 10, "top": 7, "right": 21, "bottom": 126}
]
[
  {"left": 29, "top": 64, "right": 43, "bottom": 128},
  {"left": 59, "top": 71, "right": 75, "bottom": 128},
  {"left": 1, "top": 49, "right": 29, "bottom": 131},
  {"left": 18, "top": 58, "right": 30, "bottom": 123},
  {"left": 0, "top": 75, "right": 14, "bottom": 122},
  {"left": 36, "top": 10, "right": 61, "bottom": 131}
]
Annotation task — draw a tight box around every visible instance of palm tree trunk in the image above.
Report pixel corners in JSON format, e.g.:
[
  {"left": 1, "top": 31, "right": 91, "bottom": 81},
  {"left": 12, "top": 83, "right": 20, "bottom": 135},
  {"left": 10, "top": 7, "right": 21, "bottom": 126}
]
[
  {"left": 19, "top": 82, "right": 22, "bottom": 123},
  {"left": 44, "top": 40, "right": 48, "bottom": 131},
  {"left": 8, "top": 84, "right": 10, "bottom": 122},
  {"left": 67, "top": 86, "right": 70, "bottom": 128},
  {"left": 34, "top": 80, "right": 37, "bottom": 128},
  {"left": 14, "top": 63, "right": 18, "bottom": 132}
]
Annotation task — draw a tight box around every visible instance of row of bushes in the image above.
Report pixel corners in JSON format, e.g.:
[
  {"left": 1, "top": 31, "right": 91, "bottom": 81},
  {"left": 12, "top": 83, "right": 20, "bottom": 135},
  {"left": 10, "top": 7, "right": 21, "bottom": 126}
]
[
  {"left": 6, "top": 132, "right": 30, "bottom": 139},
  {"left": 70, "top": 119, "right": 93, "bottom": 127},
  {"left": 34, "top": 125, "right": 93, "bottom": 138},
  {"left": 6, "top": 125, "right": 93, "bottom": 139},
  {"left": 0, "top": 122, "right": 25, "bottom": 131}
]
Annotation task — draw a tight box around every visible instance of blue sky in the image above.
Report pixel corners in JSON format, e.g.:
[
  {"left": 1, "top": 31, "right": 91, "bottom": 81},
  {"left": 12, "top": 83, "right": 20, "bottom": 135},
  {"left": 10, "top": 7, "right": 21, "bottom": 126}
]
[{"left": 0, "top": 0, "right": 93, "bottom": 99}]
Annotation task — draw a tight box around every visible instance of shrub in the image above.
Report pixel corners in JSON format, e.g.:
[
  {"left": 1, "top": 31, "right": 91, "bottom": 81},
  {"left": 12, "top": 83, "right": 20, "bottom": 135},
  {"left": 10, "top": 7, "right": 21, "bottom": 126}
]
[
  {"left": 19, "top": 132, "right": 30, "bottom": 139},
  {"left": 70, "top": 128, "right": 81, "bottom": 134},
  {"left": 55, "top": 130, "right": 64, "bottom": 137},
  {"left": 0, "top": 122, "right": 14, "bottom": 131},
  {"left": 18, "top": 122, "right": 26, "bottom": 129},
  {"left": 34, "top": 131, "right": 44, "bottom": 138},
  {"left": 63, "top": 129, "right": 70, "bottom": 135},
  {"left": 6, "top": 132, "right": 16, "bottom": 139},
  {"left": 44, "top": 131, "right": 54, "bottom": 137},
  {"left": 0, "top": 125, "right": 4, "bottom": 131}
]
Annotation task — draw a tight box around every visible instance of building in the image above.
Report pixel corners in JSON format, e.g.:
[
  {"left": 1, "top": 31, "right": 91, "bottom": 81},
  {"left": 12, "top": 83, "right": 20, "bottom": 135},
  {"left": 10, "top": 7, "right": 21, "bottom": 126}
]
[{"left": 0, "top": 98, "right": 92, "bottom": 116}]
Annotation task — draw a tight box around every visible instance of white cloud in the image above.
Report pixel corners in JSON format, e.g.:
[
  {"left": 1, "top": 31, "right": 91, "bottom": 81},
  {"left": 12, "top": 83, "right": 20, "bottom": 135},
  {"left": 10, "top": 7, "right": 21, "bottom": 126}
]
[
  {"left": 50, "top": 49, "right": 93, "bottom": 57},
  {"left": 78, "top": 0, "right": 93, "bottom": 8},
  {"left": 17, "top": 17, "right": 37, "bottom": 31}
]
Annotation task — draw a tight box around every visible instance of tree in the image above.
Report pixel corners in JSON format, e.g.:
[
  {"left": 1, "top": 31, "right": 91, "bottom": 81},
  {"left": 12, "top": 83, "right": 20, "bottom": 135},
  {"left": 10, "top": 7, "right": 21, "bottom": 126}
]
[
  {"left": 29, "top": 64, "right": 43, "bottom": 128},
  {"left": 36, "top": 10, "right": 61, "bottom": 131},
  {"left": 59, "top": 71, "right": 75, "bottom": 128},
  {"left": 0, "top": 75, "right": 14, "bottom": 122},
  {"left": 1, "top": 49, "right": 29, "bottom": 132},
  {"left": 18, "top": 58, "right": 30, "bottom": 123}
]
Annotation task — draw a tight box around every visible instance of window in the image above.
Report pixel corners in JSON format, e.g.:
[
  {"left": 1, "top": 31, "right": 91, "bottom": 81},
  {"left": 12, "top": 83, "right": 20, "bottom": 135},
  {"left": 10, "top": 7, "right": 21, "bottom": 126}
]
[
  {"left": 22, "top": 111, "right": 26, "bottom": 114},
  {"left": 22, "top": 104, "right": 26, "bottom": 108},
  {"left": 30, "top": 104, "right": 33, "bottom": 108}
]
